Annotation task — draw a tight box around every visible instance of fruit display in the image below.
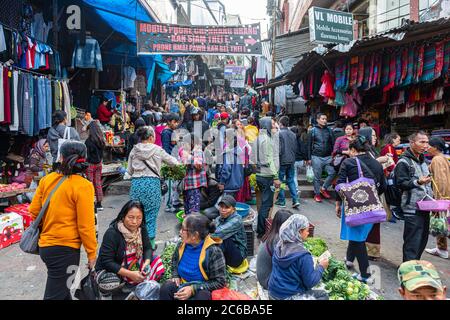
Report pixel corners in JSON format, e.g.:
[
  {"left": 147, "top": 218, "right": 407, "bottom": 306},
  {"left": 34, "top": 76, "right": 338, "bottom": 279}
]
[
  {"left": 159, "top": 243, "right": 177, "bottom": 283},
  {"left": 0, "top": 183, "right": 28, "bottom": 194},
  {"left": 160, "top": 164, "right": 187, "bottom": 181}
]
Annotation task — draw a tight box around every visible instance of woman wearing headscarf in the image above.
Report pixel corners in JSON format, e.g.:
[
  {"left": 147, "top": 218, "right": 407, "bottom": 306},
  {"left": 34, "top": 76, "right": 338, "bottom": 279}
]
[
  {"left": 425, "top": 137, "right": 450, "bottom": 260},
  {"left": 268, "top": 214, "right": 329, "bottom": 300},
  {"left": 28, "top": 139, "right": 50, "bottom": 174},
  {"left": 358, "top": 127, "right": 389, "bottom": 260}
]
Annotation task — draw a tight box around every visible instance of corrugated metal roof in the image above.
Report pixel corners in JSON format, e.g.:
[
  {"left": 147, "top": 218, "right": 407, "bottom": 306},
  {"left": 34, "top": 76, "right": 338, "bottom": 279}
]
[{"left": 274, "top": 30, "right": 316, "bottom": 62}]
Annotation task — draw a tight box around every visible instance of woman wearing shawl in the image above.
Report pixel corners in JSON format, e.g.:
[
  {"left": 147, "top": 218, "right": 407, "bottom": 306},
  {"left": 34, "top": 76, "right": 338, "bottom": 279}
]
[
  {"left": 28, "top": 139, "right": 50, "bottom": 174},
  {"left": 358, "top": 127, "right": 389, "bottom": 260},
  {"left": 95, "top": 201, "right": 164, "bottom": 299},
  {"left": 268, "top": 214, "right": 329, "bottom": 300}
]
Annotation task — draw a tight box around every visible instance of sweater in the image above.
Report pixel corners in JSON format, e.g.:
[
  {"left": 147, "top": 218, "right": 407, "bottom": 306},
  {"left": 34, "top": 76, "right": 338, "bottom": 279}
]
[
  {"left": 429, "top": 153, "right": 450, "bottom": 200},
  {"left": 95, "top": 222, "right": 153, "bottom": 274},
  {"left": 178, "top": 240, "right": 205, "bottom": 282},
  {"left": 29, "top": 172, "right": 97, "bottom": 260},
  {"left": 85, "top": 137, "right": 104, "bottom": 164},
  {"left": 268, "top": 242, "right": 324, "bottom": 300},
  {"left": 97, "top": 104, "right": 113, "bottom": 123},
  {"left": 127, "top": 143, "right": 179, "bottom": 179},
  {"left": 47, "top": 124, "right": 80, "bottom": 162}
]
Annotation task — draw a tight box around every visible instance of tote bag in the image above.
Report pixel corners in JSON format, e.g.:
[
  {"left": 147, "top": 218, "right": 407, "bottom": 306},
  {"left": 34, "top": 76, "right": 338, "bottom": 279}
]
[
  {"left": 335, "top": 158, "right": 387, "bottom": 227},
  {"left": 56, "top": 127, "right": 72, "bottom": 163}
]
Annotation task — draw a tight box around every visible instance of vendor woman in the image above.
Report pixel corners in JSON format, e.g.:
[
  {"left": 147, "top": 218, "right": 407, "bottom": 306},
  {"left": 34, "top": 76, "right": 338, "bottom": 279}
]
[
  {"left": 28, "top": 139, "right": 50, "bottom": 174},
  {"left": 97, "top": 97, "right": 114, "bottom": 125}
]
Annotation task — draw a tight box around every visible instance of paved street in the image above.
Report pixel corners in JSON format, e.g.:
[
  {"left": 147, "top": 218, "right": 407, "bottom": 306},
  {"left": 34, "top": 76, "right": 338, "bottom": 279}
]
[{"left": 0, "top": 191, "right": 448, "bottom": 300}]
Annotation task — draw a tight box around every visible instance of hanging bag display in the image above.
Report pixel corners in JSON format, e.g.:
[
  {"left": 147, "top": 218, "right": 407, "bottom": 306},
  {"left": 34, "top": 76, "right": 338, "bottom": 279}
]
[
  {"left": 335, "top": 158, "right": 387, "bottom": 227},
  {"left": 19, "top": 176, "right": 67, "bottom": 254}
]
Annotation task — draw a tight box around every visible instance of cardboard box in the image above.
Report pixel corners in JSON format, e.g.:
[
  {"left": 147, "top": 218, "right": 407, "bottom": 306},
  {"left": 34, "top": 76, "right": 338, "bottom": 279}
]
[
  {"left": 0, "top": 213, "right": 24, "bottom": 250},
  {"left": 5, "top": 204, "right": 32, "bottom": 229}
]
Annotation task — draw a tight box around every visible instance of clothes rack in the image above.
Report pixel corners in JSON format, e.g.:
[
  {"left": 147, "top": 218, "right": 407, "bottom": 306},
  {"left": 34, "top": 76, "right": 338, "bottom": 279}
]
[{"left": 0, "top": 61, "right": 56, "bottom": 79}]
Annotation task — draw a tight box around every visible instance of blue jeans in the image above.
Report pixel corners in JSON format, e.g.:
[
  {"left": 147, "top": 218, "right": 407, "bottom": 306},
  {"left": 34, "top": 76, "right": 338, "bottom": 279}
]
[
  {"left": 311, "top": 155, "right": 335, "bottom": 195},
  {"left": 256, "top": 175, "right": 274, "bottom": 238},
  {"left": 277, "top": 164, "right": 298, "bottom": 204},
  {"left": 293, "top": 161, "right": 304, "bottom": 192}
]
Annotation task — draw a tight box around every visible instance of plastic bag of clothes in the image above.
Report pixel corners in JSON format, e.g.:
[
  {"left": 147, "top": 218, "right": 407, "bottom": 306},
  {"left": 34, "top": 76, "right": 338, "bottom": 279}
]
[{"left": 135, "top": 280, "right": 160, "bottom": 300}]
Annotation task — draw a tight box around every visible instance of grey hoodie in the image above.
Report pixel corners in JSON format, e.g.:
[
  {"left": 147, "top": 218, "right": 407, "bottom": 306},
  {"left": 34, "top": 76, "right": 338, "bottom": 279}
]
[
  {"left": 254, "top": 117, "right": 279, "bottom": 177},
  {"left": 47, "top": 124, "right": 81, "bottom": 162},
  {"left": 127, "top": 143, "right": 179, "bottom": 178}
]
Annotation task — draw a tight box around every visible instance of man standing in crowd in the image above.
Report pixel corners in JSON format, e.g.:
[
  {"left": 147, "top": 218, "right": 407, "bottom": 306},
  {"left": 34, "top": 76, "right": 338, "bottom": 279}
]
[
  {"left": 276, "top": 116, "right": 300, "bottom": 209},
  {"left": 188, "top": 108, "right": 209, "bottom": 144},
  {"left": 239, "top": 89, "right": 252, "bottom": 112},
  {"left": 255, "top": 117, "right": 281, "bottom": 240},
  {"left": 306, "top": 113, "right": 335, "bottom": 203},
  {"left": 394, "top": 131, "right": 433, "bottom": 262},
  {"left": 215, "top": 112, "right": 230, "bottom": 180}
]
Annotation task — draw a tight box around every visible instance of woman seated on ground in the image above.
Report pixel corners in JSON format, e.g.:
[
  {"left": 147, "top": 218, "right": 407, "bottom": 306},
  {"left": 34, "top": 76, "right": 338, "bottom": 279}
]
[
  {"left": 256, "top": 209, "right": 293, "bottom": 290},
  {"left": 160, "top": 214, "right": 226, "bottom": 300},
  {"left": 268, "top": 214, "right": 329, "bottom": 300},
  {"left": 28, "top": 139, "right": 50, "bottom": 175},
  {"left": 211, "top": 195, "right": 247, "bottom": 268},
  {"left": 95, "top": 200, "right": 164, "bottom": 299}
]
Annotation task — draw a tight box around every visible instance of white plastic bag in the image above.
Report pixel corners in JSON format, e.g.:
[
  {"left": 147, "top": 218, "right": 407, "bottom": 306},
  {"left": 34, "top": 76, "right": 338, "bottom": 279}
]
[
  {"left": 306, "top": 165, "right": 314, "bottom": 183},
  {"left": 56, "top": 127, "right": 71, "bottom": 163}
]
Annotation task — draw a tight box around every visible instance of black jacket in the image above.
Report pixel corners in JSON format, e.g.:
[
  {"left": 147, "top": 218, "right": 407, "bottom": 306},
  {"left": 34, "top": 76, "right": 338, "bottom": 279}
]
[
  {"left": 95, "top": 222, "right": 154, "bottom": 274},
  {"left": 200, "top": 179, "right": 222, "bottom": 210},
  {"left": 306, "top": 125, "right": 335, "bottom": 160},
  {"left": 279, "top": 128, "right": 298, "bottom": 165},
  {"left": 85, "top": 138, "right": 104, "bottom": 164},
  {"left": 336, "top": 154, "right": 386, "bottom": 201}
]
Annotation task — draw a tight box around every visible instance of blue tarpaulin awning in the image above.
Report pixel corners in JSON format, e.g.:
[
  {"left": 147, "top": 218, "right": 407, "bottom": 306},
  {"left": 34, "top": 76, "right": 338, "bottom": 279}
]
[{"left": 80, "top": 0, "right": 173, "bottom": 92}]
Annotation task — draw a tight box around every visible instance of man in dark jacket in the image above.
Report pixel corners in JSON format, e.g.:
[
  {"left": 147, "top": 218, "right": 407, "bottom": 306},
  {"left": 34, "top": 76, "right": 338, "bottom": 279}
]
[
  {"left": 306, "top": 113, "right": 335, "bottom": 203},
  {"left": 276, "top": 116, "right": 300, "bottom": 208},
  {"left": 187, "top": 108, "right": 209, "bottom": 143},
  {"left": 394, "top": 131, "right": 433, "bottom": 262},
  {"left": 239, "top": 89, "right": 252, "bottom": 112}
]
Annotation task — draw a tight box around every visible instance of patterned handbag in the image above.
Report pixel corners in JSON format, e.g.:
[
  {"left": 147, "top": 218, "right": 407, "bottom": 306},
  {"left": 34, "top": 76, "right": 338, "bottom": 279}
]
[{"left": 335, "top": 158, "right": 387, "bottom": 227}]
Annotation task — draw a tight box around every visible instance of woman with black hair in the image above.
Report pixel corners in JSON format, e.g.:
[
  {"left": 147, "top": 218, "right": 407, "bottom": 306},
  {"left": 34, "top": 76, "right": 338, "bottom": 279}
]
[
  {"left": 97, "top": 97, "right": 114, "bottom": 125},
  {"left": 29, "top": 141, "right": 97, "bottom": 300},
  {"left": 95, "top": 200, "right": 164, "bottom": 299},
  {"left": 160, "top": 213, "right": 226, "bottom": 300},
  {"left": 128, "top": 126, "right": 179, "bottom": 250},
  {"left": 256, "top": 209, "right": 293, "bottom": 290},
  {"left": 126, "top": 117, "right": 146, "bottom": 158},
  {"left": 85, "top": 120, "right": 106, "bottom": 211},
  {"left": 335, "top": 136, "right": 386, "bottom": 283},
  {"left": 47, "top": 110, "right": 80, "bottom": 170}
]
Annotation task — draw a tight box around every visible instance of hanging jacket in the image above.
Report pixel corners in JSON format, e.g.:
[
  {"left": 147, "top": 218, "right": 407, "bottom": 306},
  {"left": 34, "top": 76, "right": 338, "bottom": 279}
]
[{"left": 71, "top": 38, "right": 103, "bottom": 71}]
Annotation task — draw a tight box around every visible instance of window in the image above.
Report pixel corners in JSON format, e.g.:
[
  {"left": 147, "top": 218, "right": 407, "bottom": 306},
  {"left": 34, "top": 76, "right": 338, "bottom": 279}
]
[{"left": 377, "top": 0, "right": 411, "bottom": 33}]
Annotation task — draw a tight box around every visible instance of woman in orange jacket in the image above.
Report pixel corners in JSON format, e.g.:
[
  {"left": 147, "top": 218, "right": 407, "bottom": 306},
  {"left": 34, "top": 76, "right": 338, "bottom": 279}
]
[{"left": 30, "top": 141, "right": 97, "bottom": 300}]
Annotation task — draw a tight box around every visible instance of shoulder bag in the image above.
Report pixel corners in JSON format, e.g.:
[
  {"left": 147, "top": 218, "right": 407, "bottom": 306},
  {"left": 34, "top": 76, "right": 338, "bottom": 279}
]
[
  {"left": 335, "top": 158, "right": 387, "bottom": 227},
  {"left": 143, "top": 160, "right": 169, "bottom": 196},
  {"left": 20, "top": 176, "right": 68, "bottom": 254},
  {"left": 56, "top": 127, "right": 72, "bottom": 163}
]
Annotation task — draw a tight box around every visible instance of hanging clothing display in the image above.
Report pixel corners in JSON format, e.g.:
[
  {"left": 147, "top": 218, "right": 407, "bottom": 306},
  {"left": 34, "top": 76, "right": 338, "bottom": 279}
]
[
  {"left": 71, "top": 37, "right": 103, "bottom": 71},
  {"left": 123, "top": 66, "right": 137, "bottom": 89},
  {"left": 0, "top": 25, "right": 6, "bottom": 53},
  {"left": 319, "top": 70, "right": 335, "bottom": 99},
  {"left": 31, "top": 12, "right": 53, "bottom": 44},
  {"left": 9, "top": 70, "right": 18, "bottom": 131}
]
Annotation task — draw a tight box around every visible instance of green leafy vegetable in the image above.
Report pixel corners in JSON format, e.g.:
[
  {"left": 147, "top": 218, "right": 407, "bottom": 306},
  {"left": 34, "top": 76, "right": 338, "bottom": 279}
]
[
  {"left": 304, "top": 237, "right": 328, "bottom": 257},
  {"left": 161, "top": 165, "right": 187, "bottom": 181}
]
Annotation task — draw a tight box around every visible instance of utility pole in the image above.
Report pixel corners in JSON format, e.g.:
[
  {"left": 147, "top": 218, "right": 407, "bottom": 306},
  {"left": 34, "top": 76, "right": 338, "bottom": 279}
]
[
  {"left": 187, "top": 0, "right": 192, "bottom": 23},
  {"left": 271, "top": 3, "right": 277, "bottom": 108}
]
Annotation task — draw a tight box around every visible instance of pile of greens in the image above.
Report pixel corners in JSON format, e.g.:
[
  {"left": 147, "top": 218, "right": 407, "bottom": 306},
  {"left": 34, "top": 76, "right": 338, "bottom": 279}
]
[
  {"left": 161, "top": 165, "right": 187, "bottom": 181},
  {"left": 304, "top": 237, "right": 328, "bottom": 257},
  {"left": 159, "top": 243, "right": 177, "bottom": 283}
]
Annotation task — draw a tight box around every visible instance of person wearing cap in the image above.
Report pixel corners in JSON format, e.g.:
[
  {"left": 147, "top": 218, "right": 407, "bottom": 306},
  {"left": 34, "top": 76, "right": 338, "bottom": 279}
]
[
  {"left": 425, "top": 137, "right": 450, "bottom": 259},
  {"left": 398, "top": 260, "right": 447, "bottom": 300},
  {"left": 211, "top": 195, "right": 247, "bottom": 268},
  {"left": 268, "top": 214, "right": 329, "bottom": 300}
]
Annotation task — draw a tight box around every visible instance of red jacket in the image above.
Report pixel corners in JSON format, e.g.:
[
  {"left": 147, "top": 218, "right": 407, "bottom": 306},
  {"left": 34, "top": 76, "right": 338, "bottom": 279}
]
[{"left": 97, "top": 104, "right": 113, "bottom": 122}]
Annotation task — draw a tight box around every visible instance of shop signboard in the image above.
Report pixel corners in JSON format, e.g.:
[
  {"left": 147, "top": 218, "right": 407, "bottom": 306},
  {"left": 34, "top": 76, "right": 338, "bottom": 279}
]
[
  {"left": 212, "top": 79, "right": 225, "bottom": 86},
  {"left": 308, "top": 7, "right": 354, "bottom": 44},
  {"left": 136, "top": 21, "right": 262, "bottom": 56},
  {"left": 224, "top": 65, "right": 246, "bottom": 88}
]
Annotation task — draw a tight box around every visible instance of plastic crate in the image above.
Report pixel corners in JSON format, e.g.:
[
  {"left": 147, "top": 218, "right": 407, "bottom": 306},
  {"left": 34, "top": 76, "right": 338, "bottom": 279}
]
[{"left": 244, "top": 224, "right": 255, "bottom": 257}]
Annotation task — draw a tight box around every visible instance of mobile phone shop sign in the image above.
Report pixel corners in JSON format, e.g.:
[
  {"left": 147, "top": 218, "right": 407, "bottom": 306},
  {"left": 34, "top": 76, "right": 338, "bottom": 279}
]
[
  {"left": 137, "top": 22, "right": 262, "bottom": 56},
  {"left": 308, "top": 7, "right": 353, "bottom": 44}
]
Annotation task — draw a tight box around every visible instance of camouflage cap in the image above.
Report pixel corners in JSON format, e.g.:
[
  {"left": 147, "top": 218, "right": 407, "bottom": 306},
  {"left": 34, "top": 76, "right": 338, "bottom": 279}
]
[{"left": 398, "top": 260, "right": 444, "bottom": 292}]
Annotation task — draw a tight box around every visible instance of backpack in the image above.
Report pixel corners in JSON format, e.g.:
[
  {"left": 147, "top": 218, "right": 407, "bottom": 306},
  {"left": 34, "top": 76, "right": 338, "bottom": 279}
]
[{"left": 388, "top": 157, "right": 414, "bottom": 207}]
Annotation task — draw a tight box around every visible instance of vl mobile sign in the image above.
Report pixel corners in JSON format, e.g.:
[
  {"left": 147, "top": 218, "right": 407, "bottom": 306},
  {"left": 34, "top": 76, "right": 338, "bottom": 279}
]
[{"left": 309, "top": 7, "right": 354, "bottom": 45}]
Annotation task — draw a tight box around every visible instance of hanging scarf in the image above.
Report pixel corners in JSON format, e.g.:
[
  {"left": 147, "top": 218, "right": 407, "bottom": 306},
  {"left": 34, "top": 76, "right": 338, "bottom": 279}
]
[
  {"left": 117, "top": 221, "right": 143, "bottom": 260},
  {"left": 434, "top": 41, "right": 444, "bottom": 80},
  {"left": 442, "top": 41, "right": 450, "bottom": 78},
  {"left": 421, "top": 44, "right": 436, "bottom": 83}
]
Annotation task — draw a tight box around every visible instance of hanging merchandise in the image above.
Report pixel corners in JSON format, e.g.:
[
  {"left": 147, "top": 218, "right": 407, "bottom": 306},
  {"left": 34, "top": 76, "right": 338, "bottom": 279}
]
[
  {"left": 71, "top": 37, "right": 103, "bottom": 72},
  {"left": 319, "top": 70, "right": 335, "bottom": 99},
  {"left": 421, "top": 44, "right": 436, "bottom": 83},
  {"left": 31, "top": 12, "right": 53, "bottom": 44},
  {"left": 357, "top": 55, "right": 364, "bottom": 88},
  {"left": 123, "top": 66, "right": 137, "bottom": 89},
  {"left": 0, "top": 24, "right": 6, "bottom": 53},
  {"left": 414, "top": 46, "right": 425, "bottom": 83},
  {"left": 349, "top": 56, "right": 358, "bottom": 88}
]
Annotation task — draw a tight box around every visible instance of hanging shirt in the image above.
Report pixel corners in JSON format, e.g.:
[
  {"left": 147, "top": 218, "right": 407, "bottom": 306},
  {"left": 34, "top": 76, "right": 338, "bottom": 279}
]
[
  {"left": 9, "top": 71, "right": 19, "bottom": 131},
  {"left": 71, "top": 38, "right": 103, "bottom": 71},
  {"left": 123, "top": 66, "right": 137, "bottom": 89},
  {"left": 0, "top": 25, "right": 6, "bottom": 53},
  {"left": 1, "top": 67, "right": 11, "bottom": 125}
]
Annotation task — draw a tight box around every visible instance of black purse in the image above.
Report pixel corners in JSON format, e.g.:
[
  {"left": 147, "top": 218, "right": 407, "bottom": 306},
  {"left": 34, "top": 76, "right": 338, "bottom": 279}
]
[{"left": 143, "top": 160, "right": 169, "bottom": 196}]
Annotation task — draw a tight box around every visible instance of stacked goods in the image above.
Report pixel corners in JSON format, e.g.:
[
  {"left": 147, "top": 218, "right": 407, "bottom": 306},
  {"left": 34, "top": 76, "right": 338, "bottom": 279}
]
[
  {"left": 5, "top": 204, "right": 32, "bottom": 229},
  {"left": 160, "top": 165, "right": 187, "bottom": 181},
  {"left": 0, "top": 213, "right": 24, "bottom": 250},
  {"left": 305, "top": 237, "right": 376, "bottom": 300},
  {"left": 159, "top": 243, "right": 177, "bottom": 283},
  {"left": 0, "top": 183, "right": 28, "bottom": 193}
]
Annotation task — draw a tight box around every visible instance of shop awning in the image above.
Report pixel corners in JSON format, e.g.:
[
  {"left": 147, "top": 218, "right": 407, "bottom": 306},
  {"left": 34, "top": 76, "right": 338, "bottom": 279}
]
[{"left": 80, "top": 0, "right": 173, "bottom": 92}]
